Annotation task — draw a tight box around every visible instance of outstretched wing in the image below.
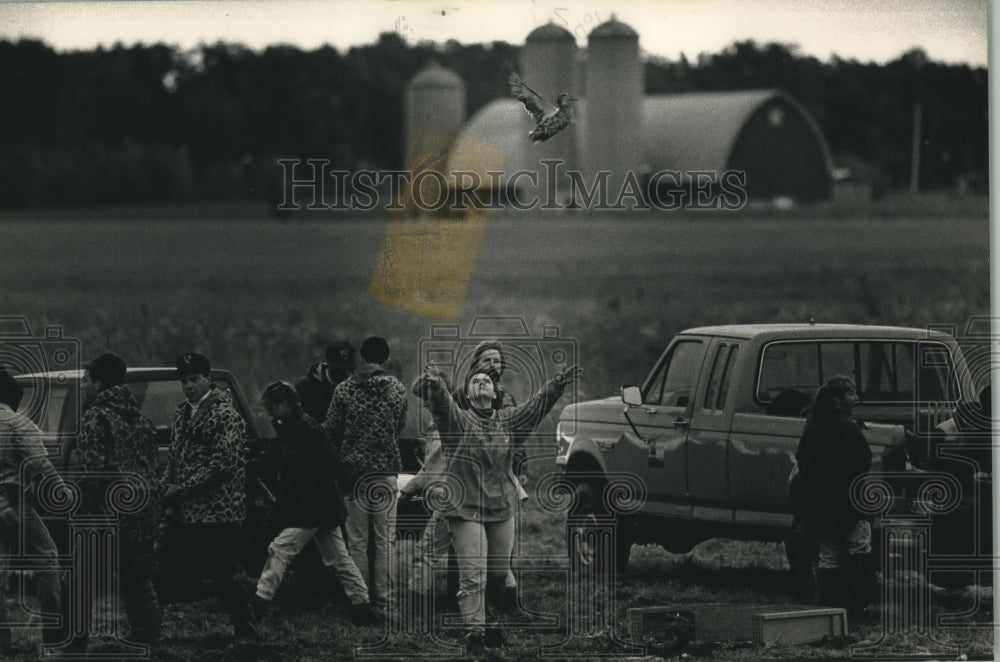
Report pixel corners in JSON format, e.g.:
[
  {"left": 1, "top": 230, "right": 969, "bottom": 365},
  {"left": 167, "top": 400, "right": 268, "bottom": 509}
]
[{"left": 508, "top": 71, "right": 552, "bottom": 124}]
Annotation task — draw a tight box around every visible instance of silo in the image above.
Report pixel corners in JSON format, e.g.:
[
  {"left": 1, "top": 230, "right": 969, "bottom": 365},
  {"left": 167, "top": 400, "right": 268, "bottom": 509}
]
[
  {"left": 405, "top": 62, "right": 465, "bottom": 205},
  {"left": 585, "top": 18, "right": 641, "bottom": 206},
  {"left": 520, "top": 22, "right": 578, "bottom": 206}
]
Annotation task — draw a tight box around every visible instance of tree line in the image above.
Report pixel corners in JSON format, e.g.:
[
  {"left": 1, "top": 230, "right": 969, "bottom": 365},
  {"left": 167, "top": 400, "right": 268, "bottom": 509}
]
[{"left": 0, "top": 34, "right": 986, "bottom": 207}]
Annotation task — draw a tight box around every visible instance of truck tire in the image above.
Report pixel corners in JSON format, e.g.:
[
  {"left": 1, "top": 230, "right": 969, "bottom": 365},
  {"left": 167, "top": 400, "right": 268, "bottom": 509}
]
[{"left": 566, "top": 482, "right": 629, "bottom": 578}]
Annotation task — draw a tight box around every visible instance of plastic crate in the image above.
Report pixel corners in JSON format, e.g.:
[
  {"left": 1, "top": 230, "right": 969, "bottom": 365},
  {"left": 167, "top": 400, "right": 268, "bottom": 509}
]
[{"left": 628, "top": 603, "right": 847, "bottom": 646}]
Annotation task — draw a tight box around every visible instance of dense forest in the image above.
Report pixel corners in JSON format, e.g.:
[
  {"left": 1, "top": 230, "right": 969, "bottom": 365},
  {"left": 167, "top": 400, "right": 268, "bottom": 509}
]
[{"left": 0, "top": 34, "right": 987, "bottom": 207}]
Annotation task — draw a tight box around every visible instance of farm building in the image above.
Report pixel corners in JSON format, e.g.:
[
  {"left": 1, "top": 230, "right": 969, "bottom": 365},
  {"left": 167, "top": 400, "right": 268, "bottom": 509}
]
[{"left": 408, "top": 19, "right": 834, "bottom": 205}]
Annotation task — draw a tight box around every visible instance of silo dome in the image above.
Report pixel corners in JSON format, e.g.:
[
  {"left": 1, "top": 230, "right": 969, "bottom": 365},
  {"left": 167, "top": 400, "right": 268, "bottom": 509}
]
[
  {"left": 589, "top": 18, "right": 639, "bottom": 39},
  {"left": 409, "top": 62, "right": 464, "bottom": 89},
  {"left": 527, "top": 22, "right": 576, "bottom": 42}
]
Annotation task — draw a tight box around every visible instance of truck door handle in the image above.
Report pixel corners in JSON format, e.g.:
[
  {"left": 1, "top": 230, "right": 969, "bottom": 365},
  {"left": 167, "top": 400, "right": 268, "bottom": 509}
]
[{"left": 673, "top": 417, "right": 689, "bottom": 429}]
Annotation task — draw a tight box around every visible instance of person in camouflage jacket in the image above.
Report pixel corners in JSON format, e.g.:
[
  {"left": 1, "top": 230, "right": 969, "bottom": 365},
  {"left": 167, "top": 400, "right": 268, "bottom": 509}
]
[
  {"left": 71, "top": 352, "right": 162, "bottom": 651},
  {"left": 156, "top": 353, "right": 257, "bottom": 640},
  {"left": 325, "top": 336, "right": 407, "bottom": 612}
]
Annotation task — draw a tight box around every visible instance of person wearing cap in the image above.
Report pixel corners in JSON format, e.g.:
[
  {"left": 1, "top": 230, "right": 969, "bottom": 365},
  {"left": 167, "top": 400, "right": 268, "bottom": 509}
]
[
  {"left": 413, "top": 362, "right": 581, "bottom": 652},
  {"left": 65, "top": 351, "right": 162, "bottom": 652},
  {"left": 252, "top": 381, "right": 382, "bottom": 626},
  {"left": 156, "top": 353, "right": 258, "bottom": 640},
  {"left": 295, "top": 341, "right": 357, "bottom": 423},
  {"left": 324, "top": 336, "right": 407, "bottom": 613},
  {"left": 0, "top": 368, "right": 69, "bottom": 651}
]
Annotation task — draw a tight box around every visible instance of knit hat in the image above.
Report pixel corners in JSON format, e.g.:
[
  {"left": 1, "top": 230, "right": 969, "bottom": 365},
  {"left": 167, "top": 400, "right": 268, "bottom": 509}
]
[
  {"left": 325, "top": 341, "right": 356, "bottom": 368},
  {"left": 360, "top": 337, "right": 390, "bottom": 364},
  {"left": 86, "top": 351, "right": 127, "bottom": 388}
]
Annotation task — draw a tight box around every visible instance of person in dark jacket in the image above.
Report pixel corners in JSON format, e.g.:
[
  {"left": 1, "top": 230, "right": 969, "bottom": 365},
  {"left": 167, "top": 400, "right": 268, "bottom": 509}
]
[
  {"left": 254, "top": 382, "right": 381, "bottom": 625},
  {"left": 295, "top": 341, "right": 356, "bottom": 422},
  {"left": 793, "top": 375, "right": 875, "bottom": 616},
  {"left": 70, "top": 352, "right": 162, "bottom": 652}
]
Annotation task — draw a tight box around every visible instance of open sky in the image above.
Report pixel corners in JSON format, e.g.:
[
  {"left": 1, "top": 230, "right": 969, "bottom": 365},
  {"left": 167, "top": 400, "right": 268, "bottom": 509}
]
[{"left": 0, "top": 0, "right": 988, "bottom": 66}]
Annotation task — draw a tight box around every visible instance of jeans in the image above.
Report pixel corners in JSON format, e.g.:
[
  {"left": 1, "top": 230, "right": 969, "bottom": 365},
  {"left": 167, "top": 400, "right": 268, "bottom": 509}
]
[
  {"left": 155, "top": 521, "right": 255, "bottom": 634},
  {"left": 408, "top": 511, "right": 453, "bottom": 596},
  {"left": 257, "top": 525, "right": 369, "bottom": 604},
  {"left": 0, "top": 504, "right": 62, "bottom": 645},
  {"left": 409, "top": 512, "right": 519, "bottom": 596},
  {"left": 345, "top": 475, "right": 397, "bottom": 611},
  {"left": 448, "top": 517, "right": 514, "bottom": 635}
]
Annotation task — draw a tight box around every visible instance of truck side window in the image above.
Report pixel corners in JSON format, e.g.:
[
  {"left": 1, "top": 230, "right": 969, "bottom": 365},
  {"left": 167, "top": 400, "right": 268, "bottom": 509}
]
[
  {"left": 703, "top": 343, "right": 738, "bottom": 412},
  {"left": 130, "top": 380, "right": 206, "bottom": 428},
  {"left": 645, "top": 340, "right": 705, "bottom": 408}
]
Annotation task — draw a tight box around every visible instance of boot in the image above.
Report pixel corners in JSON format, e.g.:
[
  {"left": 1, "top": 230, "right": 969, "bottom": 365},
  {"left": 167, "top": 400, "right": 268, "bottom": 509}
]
[
  {"left": 817, "top": 568, "right": 846, "bottom": 609},
  {"left": 844, "top": 554, "right": 880, "bottom": 623},
  {"left": 484, "top": 576, "right": 506, "bottom": 648},
  {"left": 501, "top": 585, "right": 536, "bottom": 625}
]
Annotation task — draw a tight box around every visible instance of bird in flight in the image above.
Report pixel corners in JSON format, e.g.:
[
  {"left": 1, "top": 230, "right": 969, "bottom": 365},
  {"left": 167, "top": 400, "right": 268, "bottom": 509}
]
[{"left": 507, "top": 71, "right": 577, "bottom": 144}]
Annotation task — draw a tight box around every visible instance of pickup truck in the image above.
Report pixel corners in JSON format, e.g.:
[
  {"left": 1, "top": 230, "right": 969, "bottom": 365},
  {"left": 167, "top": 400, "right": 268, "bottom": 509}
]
[{"left": 556, "top": 323, "right": 989, "bottom": 587}]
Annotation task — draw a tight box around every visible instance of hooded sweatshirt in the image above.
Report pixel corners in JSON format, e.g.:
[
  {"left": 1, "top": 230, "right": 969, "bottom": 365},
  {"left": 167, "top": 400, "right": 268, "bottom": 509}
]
[
  {"left": 77, "top": 384, "right": 162, "bottom": 541},
  {"left": 324, "top": 363, "right": 407, "bottom": 488}
]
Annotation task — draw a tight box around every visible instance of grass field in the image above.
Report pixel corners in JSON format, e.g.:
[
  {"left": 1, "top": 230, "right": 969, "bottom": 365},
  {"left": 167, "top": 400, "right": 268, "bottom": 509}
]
[{"left": 0, "top": 196, "right": 992, "bottom": 660}]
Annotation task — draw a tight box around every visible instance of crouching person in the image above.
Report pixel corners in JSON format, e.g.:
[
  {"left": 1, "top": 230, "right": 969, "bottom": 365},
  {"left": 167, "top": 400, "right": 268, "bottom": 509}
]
[{"left": 253, "top": 382, "right": 382, "bottom": 626}]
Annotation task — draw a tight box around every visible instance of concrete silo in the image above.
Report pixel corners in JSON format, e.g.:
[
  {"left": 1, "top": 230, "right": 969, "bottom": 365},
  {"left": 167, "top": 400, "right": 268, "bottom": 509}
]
[
  {"left": 585, "top": 17, "right": 642, "bottom": 206},
  {"left": 405, "top": 62, "right": 465, "bottom": 203},
  {"left": 520, "top": 22, "right": 579, "bottom": 205}
]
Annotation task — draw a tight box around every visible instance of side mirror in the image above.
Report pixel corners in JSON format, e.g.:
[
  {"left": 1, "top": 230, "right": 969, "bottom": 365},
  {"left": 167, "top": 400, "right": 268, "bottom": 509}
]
[{"left": 621, "top": 386, "right": 642, "bottom": 406}]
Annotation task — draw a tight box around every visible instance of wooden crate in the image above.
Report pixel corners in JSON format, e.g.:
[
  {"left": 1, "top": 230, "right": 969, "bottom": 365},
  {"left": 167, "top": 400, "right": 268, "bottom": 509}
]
[{"left": 628, "top": 603, "right": 847, "bottom": 646}]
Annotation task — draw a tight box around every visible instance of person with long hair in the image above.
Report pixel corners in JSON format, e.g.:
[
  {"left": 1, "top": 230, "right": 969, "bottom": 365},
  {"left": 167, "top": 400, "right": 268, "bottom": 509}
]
[
  {"left": 413, "top": 363, "right": 580, "bottom": 653},
  {"left": 793, "top": 375, "right": 875, "bottom": 617}
]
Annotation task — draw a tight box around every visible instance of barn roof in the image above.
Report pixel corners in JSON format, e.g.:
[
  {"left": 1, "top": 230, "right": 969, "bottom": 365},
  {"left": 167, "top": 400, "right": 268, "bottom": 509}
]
[
  {"left": 640, "top": 90, "right": 775, "bottom": 171},
  {"left": 447, "top": 89, "right": 832, "bottom": 185},
  {"left": 640, "top": 90, "right": 833, "bottom": 173}
]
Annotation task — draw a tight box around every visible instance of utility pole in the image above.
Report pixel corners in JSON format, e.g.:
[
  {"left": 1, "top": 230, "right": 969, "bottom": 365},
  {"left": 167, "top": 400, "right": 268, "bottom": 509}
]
[{"left": 910, "top": 101, "right": 922, "bottom": 195}]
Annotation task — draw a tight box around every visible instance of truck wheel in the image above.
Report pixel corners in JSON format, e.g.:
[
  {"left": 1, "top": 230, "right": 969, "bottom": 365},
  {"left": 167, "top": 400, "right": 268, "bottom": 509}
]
[{"left": 566, "top": 482, "right": 629, "bottom": 577}]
